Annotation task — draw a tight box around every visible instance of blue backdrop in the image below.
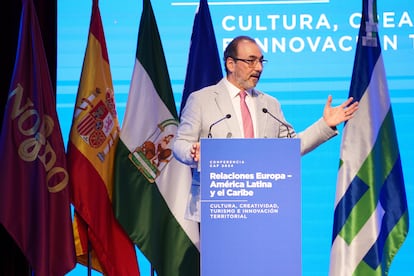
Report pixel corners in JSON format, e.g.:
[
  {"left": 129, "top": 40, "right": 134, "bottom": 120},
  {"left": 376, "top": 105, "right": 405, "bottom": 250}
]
[{"left": 59, "top": 0, "right": 413, "bottom": 275}]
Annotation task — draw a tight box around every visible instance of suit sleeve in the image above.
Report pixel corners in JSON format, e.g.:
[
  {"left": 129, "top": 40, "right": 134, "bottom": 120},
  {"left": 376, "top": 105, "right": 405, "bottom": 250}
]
[
  {"left": 297, "top": 117, "right": 338, "bottom": 155},
  {"left": 173, "top": 93, "right": 201, "bottom": 167}
]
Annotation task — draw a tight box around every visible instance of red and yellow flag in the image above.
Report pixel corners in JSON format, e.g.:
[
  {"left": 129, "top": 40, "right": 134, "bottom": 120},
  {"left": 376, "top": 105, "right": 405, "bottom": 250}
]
[{"left": 66, "top": 1, "right": 139, "bottom": 275}]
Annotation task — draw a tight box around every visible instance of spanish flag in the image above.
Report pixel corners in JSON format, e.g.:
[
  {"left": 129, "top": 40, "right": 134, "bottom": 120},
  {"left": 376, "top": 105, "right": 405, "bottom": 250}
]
[{"left": 66, "top": 0, "right": 139, "bottom": 275}]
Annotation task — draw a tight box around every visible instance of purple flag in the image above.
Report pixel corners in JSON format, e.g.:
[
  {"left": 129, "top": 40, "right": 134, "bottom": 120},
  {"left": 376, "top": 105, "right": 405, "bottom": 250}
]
[{"left": 0, "top": 0, "right": 76, "bottom": 275}]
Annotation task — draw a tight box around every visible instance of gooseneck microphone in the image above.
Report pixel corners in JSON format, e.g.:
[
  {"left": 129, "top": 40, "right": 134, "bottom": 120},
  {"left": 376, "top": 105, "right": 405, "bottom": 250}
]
[
  {"left": 208, "top": 114, "right": 231, "bottom": 138},
  {"left": 262, "top": 108, "right": 292, "bottom": 138}
]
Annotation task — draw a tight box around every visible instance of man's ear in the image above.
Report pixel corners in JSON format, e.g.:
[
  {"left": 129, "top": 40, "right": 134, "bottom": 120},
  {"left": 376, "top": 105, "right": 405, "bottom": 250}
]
[{"left": 226, "top": 57, "right": 236, "bottom": 73}]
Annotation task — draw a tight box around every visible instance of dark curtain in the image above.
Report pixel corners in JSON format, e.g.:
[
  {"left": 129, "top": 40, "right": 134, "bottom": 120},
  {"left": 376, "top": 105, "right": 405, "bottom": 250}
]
[{"left": 0, "top": 0, "right": 57, "bottom": 274}]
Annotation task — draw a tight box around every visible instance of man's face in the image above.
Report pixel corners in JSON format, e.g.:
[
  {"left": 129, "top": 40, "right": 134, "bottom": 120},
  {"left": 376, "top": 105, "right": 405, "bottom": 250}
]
[{"left": 226, "top": 40, "right": 264, "bottom": 91}]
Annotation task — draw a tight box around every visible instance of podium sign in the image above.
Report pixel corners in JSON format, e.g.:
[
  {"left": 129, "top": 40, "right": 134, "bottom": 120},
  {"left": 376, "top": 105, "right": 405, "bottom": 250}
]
[{"left": 200, "top": 138, "right": 301, "bottom": 276}]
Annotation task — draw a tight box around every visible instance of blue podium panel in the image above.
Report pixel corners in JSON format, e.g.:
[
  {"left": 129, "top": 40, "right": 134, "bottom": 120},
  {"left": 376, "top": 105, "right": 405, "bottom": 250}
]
[{"left": 200, "top": 138, "right": 301, "bottom": 276}]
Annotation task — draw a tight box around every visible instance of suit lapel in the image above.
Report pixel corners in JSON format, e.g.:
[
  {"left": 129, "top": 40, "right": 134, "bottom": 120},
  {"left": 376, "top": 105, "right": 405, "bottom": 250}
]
[
  {"left": 209, "top": 81, "right": 270, "bottom": 138},
  {"left": 213, "top": 80, "right": 243, "bottom": 137},
  {"left": 254, "top": 91, "right": 268, "bottom": 138}
]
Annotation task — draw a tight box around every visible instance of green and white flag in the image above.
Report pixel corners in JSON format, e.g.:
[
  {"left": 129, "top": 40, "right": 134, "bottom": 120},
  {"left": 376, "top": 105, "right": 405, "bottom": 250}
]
[
  {"left": 329, "top": 1, "right": 408, "bottom": 275},
  {"left": 113, "top": 1, "right": 200, "bottom": 275}
]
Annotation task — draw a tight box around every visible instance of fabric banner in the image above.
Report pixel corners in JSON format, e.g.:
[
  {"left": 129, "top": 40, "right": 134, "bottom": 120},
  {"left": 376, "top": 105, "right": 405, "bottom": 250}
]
[
  {"left": 329, "top": 0, "right": 409, "bottom": 275},
  {"left": 66, "top": 0, "right": 139, "bottom": 275},
  {"left": 113, "top": 0, "right": 200, "bottom": 275},
  {"left": 0, "top": 0, "right": 75, "bottom": 274}
]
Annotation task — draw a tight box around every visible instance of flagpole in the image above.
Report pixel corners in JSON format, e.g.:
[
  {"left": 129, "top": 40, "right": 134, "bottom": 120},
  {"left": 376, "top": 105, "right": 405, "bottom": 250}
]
[{"left": 87, "top": 238, "right": 92, "bottom": 276}]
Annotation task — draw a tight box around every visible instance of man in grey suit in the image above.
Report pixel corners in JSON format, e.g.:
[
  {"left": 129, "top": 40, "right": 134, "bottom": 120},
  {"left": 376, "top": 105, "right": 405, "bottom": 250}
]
[{"left": 173, "top": 35, "right": 359, "bottom": 222}]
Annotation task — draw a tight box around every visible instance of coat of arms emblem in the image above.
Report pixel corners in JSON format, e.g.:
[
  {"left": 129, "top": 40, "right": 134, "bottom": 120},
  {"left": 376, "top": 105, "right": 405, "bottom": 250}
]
[
  {"left": 74, "top": 88, "right": 118, "bottom": 161},
  {"left": 129, "top": 119, "right": 177, "bottom": 183}
]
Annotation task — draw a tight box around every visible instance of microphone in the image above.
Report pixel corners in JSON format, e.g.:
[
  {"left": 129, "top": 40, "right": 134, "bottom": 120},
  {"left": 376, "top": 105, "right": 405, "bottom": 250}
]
[
  {"left": 262, "top": 108, "right": 292, "bottom": 138},
  {"left": 208, "top": 114, "right": 231, "bottom": 138}
]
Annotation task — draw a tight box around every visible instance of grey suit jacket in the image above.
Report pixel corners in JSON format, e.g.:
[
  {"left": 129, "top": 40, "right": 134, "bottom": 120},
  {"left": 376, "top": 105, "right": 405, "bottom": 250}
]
[{"left": 173, "top": 78, "right": 337, "bottom": 221}]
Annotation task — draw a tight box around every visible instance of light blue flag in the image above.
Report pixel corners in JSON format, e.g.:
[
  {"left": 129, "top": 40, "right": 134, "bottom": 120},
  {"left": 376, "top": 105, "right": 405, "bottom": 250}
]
[{"left": 329, "top": 0, "right": 409, "bottom": 275}]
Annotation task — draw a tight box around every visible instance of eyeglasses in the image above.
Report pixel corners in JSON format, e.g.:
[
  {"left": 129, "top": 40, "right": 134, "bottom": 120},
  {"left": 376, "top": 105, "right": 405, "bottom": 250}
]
[{"left": 231, "top": 57, "right": 268, "bottom": 67}]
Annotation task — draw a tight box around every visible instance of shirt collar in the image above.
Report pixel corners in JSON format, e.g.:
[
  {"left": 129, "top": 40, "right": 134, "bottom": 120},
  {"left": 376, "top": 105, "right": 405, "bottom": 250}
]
[{"left": 223, "top": 78, "right": 255, "bottom": 98}]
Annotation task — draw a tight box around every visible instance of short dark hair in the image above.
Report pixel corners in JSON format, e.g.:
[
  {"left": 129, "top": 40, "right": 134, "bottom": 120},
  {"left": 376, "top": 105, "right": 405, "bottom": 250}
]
[{"left": 223, "top": 36, "right": 257, "bottom": 73}]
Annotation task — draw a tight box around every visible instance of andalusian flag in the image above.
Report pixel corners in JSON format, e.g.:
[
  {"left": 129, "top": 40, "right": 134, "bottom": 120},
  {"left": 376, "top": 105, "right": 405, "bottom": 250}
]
[
  {"left": 66, "top": 0, "right": 139, "bottom": 275},
  {"left": 329, "top": 0, "right": 409, "bottom": 275},
  {"left": 113, "top": 0, "right": 200, "bottom": 275}
]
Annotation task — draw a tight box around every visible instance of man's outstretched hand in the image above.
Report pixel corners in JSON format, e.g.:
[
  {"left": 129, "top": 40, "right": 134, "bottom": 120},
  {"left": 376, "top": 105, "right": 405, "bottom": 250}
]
[{"left": 323, "top": 95, "right": 359, "bottom": 127}]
